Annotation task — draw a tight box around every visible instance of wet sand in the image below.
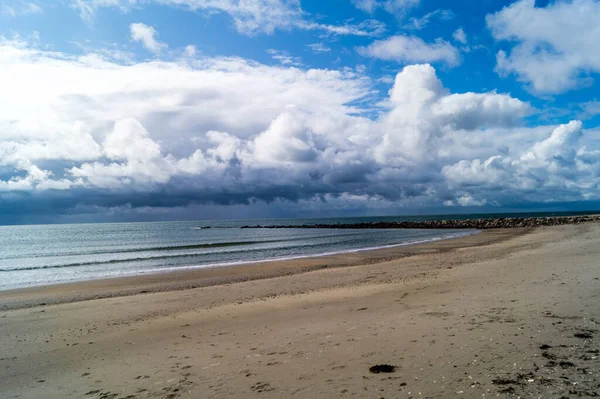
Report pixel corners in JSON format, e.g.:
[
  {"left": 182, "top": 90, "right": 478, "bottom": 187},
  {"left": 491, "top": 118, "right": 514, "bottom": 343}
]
[{"left": 1, "top": 225, "right": 599, "bottom": 398}]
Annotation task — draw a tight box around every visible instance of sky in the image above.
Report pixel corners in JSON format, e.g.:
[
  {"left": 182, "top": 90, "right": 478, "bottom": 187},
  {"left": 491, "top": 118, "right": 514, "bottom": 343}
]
[{"left": 1, "top": 0, "right": 600, "bottom": 224}]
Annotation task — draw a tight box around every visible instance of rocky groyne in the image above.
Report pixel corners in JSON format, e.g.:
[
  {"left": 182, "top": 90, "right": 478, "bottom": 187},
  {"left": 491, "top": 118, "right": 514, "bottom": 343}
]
[{"left": 235, "top": 215, "right": 600, "bottom": 230}]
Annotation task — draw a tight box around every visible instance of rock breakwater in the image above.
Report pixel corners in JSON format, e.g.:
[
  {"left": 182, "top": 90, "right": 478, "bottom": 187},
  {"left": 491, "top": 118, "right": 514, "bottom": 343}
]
[{"left": 236, "top": 215, "right": 600, "bottom": 230}]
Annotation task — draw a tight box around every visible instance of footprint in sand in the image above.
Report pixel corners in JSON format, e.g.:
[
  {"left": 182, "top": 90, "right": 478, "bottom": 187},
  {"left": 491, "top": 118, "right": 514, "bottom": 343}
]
[{"left": 251, "top": 382, "right": 274, "bottom": 393}]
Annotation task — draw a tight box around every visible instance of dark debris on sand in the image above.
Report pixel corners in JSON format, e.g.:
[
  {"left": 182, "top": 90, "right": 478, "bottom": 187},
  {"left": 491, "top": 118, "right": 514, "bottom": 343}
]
[
  {"left": 574, "top": 331, "right": 594, "bottom": 339},
  {"left": 485, "top": 314, "right": 599, "bottom": 398},
  {"left": 369, "top": 365, "right": 397, "bottom": 374}
]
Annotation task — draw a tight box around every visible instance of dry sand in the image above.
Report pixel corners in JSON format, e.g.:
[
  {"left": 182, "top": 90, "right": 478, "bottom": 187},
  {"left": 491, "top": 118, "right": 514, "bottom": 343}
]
[{"left": 0, "top": 224, "right": 599, "bottom": 398}]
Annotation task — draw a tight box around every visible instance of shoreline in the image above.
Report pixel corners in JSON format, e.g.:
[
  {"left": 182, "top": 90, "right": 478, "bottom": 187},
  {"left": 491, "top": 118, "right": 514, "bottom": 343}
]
[
  {"left": 1, "top": 223, "right": 598, "bottom": 398},
  {"left": 0, "top": 228, "right": 522, "bottom": 311},
  {"left": 0, "top": 229, "right": 478, "bottom": 295}
]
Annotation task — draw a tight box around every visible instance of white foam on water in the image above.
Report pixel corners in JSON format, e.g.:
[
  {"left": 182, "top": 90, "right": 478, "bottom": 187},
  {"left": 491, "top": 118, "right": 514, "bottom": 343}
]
[
  {"left": 108, "top": 229, "right": 480, "bottom": 276},
  {"left": 0, "top": 228, "right": 479, "bottom": 290}
]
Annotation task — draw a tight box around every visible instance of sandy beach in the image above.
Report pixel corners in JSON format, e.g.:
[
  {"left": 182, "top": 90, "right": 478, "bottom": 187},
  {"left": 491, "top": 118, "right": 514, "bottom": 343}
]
[{"left": 1, "top": 224, "right": 599, "bottom": 398}]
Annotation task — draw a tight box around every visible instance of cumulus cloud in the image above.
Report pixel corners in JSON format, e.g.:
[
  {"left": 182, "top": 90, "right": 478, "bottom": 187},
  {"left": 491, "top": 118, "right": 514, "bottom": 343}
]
[
  {"left": 0, "top": 38, "right": 371, "bottom": 196},
  {"left": 253, "top": 110, "right": 318, "bottom": 164},
  {"left": 442, "top": 121, "right": 600, "bottom": 205},
  {"left": 357, "top": 35, "right": 460, "bottom": 67},
  {"left": 1, "top": 38, "right": 599, "bottom": 221},
  {"left": 375, "top": 64, "right": 532, "bottom": 166},
  {"left": 103, "top": 118, "right": 162, "bottom": 161},
  {"left": 487, "top": 0, "right": 600, "bottom": 94},
  {"left": 130, "top": 23, "right": 167, "bottom": 53}
]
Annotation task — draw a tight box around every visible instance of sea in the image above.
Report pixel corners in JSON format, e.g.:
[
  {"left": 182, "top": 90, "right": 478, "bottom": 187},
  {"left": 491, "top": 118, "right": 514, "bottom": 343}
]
[{"left": 0, "top": 211, "right": 594, "bottom": 291}]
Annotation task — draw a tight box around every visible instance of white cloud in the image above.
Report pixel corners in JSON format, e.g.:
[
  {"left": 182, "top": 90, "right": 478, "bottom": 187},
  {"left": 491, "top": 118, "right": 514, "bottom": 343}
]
[
  {"left": 352, "top": 0, "right": 419, "bottom": 15},
  {"left": 487, "top": 0, "right": 600, "bottom": 94},
  {"left": 71, "top": 0, "right": 131, "bottom": 23},
  {"left": 298, "top": 19, "right": 386, "bottom": 37},
  {"left": 357, "top": 35, "right": 460, "bottom": 67},
  {"left": 307, "top": 43, "right": 331, "bottom": 53},
  {"left": 266, "top": 49, "right": 302, "bottom": 66},
  {"left": 528, "top": 120, "right": 583, "bottom": 162},
  {"left": 352, "top": 0, "right": 379, "bottom": 13},
  {"left": 403, "top": 9, "right": 454, "bottom": 30},
  {"left": 184, "top": 45, "right": 196, "bottom": 57},
  {"left": 1, "top": 1, "right": 42, "bottom": 17},
  {"left": 0, "top": 161, "right": 77, "bottom": 193},
  {"left": 167, "top": 0, "right": 303, "bottom": 35},
  {"left": 376, "top": 64, "right": 532, "bottom": 164},
  {"left": 579, "top": 101, "right": 600, "bottom": 119},
  {"left": 130, "top": 23, "right": 167, "bottom": 54},
  {"left": 452, "top": 28, "right": 467, "bottom": 44},
  {"left": 103, "top": 118, "right": 162, "bottom": 162},
  {"left": 442, "top": 120, "right": 600, "bottom": 205},
  {"left": 253, "top": 110, "right": 317, "bottom": 164},
  {"left": 457, "top": 194, "right": 487, "bottom": 207},
  {"left": 192, "top": 0, "right": 303, "bottom": 35},
  {"left": 70, "top": 0, "right": 385, "bottom": 36},
  {"left": 1, "top": 39, "right": 599, "bottom": 216},
  {"left": 0, "top": 38, "right": 371, "bottom": 192},
  {"left": 0, "top": 120, "right": 103, "bottom": 165}
]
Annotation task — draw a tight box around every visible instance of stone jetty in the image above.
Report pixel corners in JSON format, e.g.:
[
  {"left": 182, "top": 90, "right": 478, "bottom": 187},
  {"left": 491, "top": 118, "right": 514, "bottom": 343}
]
[{"left": 235, "top": 215, "right": 600, "bottom": 230}]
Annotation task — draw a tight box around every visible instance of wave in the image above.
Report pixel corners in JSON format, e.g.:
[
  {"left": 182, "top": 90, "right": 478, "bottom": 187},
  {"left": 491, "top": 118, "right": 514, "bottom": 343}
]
[
  {"left": 0, "top": 236, "right": 372, "bottom": 272},
  {"left": 0, "top": 231, "right": 373, "bottom": 261},
  {"left": 0, "top": 230, "right": 477, "bottom": 273},
  {"left": 0, "top": 240, "right": 281, "bottom": 261},
  {"left": 0, "top": 247, "right": 269, "bottom": 272},
  {"left": 102, "top": 230, "right": 479, "bottom": 276}
]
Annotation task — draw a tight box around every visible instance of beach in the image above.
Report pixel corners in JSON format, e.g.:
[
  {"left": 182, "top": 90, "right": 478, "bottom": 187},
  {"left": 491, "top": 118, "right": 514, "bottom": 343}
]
[{"left": 1, "top": 223, "right": 599, "bottom": 398}]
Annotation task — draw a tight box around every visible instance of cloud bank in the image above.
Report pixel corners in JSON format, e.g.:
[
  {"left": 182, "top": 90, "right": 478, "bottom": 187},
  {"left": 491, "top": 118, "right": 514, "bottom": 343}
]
[{"left": 2, "top": 36, "right": 599, "bottom": 221}]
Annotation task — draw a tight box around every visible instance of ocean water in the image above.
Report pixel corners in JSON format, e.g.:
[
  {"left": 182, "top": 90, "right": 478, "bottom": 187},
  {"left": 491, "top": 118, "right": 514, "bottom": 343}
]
[
  {"left": 3, "top": 211, "right": 595, "bottom": 291},
  {"left": 0, "top": 218, "right": 481, "bottom": 291}
]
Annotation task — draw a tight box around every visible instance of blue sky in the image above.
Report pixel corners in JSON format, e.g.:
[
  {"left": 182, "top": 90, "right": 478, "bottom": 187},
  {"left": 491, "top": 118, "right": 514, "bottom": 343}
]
[{"left": 1, "top": 0, "right": 600, "bottom": 224}]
